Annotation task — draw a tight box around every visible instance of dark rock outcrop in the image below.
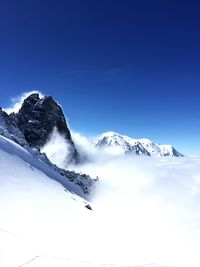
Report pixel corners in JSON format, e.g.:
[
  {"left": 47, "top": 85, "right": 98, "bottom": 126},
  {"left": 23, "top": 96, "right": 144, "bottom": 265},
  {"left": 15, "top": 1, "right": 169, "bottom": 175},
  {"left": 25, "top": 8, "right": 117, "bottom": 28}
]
[
  {"left": 11, "top": 93, "right": 78, "bottom": 164},
  {"left": 125, "top": 143, "right": 150, "bottom": 156},
  {"left": 0, "top": 108, "right": 27, "bottom": 146},
  {"left": 0, "top": 94, "right": 95, "bottom": 198}
]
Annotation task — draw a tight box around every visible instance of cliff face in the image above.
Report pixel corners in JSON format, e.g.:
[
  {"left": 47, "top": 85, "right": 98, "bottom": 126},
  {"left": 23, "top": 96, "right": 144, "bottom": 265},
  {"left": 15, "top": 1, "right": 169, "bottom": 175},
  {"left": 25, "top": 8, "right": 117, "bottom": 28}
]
[
  {"left": 10, "top": 93, "right": 78, "bottom": 164},
  {"left": 0, "top": 107, "right": 27, "bottom": 146}
]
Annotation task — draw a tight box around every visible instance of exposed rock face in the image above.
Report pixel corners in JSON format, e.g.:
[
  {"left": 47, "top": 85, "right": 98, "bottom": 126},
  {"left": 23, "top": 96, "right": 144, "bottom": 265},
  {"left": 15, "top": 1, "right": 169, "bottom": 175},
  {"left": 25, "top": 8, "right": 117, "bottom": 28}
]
[
  {"left": 11, "top": 93, "right": 78, "bottom": 163},
  {"left": 0, "top": 95, "right": 95, "bottom": 197},
  {"left": 0, "top": 108, "right": 27, "bottom": 146},
  {"left": 125, "top": 143, "right": 150, "bottom": 156}
]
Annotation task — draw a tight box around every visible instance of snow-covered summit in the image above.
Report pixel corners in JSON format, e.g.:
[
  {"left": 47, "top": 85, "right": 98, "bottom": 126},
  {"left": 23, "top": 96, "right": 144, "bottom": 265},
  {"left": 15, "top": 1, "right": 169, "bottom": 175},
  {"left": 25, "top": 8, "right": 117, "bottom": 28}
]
[
  {"left": 93, "top": 131, "right": 150, "bottom": 156},
  {"left": 93, "top": 131, "right": 183, "bottom": 157}
]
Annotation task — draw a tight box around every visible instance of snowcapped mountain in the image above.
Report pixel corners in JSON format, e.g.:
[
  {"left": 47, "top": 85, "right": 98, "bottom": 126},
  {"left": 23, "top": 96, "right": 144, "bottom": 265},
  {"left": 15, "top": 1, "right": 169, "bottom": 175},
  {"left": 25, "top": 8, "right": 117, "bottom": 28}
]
[
  {"left": 0, "top": 93, "right": 197, "bottom": 267},
  {"left": 93, "top": 131, "right": 183, "bottom": 157},
  {"left": 93, "top": 131, "right": 150, "bottom": 156}
]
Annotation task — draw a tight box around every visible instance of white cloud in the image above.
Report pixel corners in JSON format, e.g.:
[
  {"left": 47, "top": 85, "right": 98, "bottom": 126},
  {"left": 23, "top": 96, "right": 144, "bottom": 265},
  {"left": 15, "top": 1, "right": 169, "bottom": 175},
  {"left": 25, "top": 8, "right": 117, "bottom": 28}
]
[
  {"left": 71, "top": 131, "right": 128, "bottom": 164},
  {"left": 67, "top": 132, "right": 200, "bottom": 267},
  {"left": 41, "top": 127, "right": 72, "bottom": 168},
  {"left": 3, "top": 90, "right": 44, "bottom": 114},
  {"left": 1, "top": 127, "right": 200, "bottom": 267}
]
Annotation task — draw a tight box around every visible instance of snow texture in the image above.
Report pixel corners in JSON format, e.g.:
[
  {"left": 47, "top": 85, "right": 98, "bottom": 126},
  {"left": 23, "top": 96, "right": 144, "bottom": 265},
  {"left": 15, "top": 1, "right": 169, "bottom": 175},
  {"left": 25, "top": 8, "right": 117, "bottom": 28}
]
[
  {"left": 1, "top": 134, "right": 200, "bottom": 267},
  {"left": 93, "top": 131, "right": 183, "bottom": 157}
]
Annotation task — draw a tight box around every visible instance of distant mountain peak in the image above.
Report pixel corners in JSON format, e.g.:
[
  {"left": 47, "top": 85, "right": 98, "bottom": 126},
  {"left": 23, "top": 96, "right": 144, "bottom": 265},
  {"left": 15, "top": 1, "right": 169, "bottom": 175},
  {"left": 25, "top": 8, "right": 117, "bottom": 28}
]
[{"left": 93, "top": 131, "right": 183, "bottom": 157}]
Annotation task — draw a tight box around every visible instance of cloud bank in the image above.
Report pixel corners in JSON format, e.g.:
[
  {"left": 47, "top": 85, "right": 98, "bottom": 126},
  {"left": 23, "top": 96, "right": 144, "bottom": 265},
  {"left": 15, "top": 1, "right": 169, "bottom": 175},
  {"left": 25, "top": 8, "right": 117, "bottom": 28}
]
[
  {"left": 2, "top": 92, "right": 200, "bottom": 267},
  {"left": 69, "top": 132, "right": 200, "bottom": 267}
]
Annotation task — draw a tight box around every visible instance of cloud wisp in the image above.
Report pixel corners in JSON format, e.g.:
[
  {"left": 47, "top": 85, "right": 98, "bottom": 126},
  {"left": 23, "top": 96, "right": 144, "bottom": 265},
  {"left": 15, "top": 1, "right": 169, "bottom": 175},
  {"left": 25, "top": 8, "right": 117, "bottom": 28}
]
[
  {"left": 41, "top": 127, "right": 73, "bottom": 168},
  {"left": 3, "top": 90, "right": 44, "bottom": 114}
]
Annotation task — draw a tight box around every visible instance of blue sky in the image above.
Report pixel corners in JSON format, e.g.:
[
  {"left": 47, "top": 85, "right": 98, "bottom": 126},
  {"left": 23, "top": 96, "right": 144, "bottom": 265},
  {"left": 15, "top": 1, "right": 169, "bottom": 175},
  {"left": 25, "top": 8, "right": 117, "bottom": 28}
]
[{"left": 0, "top": 0, "right": 200, "bottom": 155}]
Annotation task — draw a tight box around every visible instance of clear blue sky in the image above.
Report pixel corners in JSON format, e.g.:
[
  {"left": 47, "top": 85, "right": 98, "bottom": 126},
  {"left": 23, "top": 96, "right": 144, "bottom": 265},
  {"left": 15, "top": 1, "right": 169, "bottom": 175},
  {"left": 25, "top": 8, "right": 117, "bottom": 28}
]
[{"left": 0, "top": 0, "right": 200, "bottom": 155}]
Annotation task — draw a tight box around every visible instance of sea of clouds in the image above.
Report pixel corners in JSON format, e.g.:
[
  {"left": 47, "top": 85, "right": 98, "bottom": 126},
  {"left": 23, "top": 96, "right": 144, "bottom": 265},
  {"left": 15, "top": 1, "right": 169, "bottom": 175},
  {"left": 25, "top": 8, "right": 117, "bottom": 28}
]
[
  {"left": 3, "top": 91, "right": 200, "bottom": 267},
  {"left": 42, "top": 127, "right": 200, "bottom": 267},
  {"left": 71, "top": 135, "right": 200, "bottom": 267}
]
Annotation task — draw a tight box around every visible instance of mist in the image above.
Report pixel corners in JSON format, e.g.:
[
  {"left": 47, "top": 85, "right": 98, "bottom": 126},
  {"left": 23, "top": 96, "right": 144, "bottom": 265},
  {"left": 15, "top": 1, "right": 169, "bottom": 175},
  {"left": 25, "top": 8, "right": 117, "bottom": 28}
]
[
  {"left": 71, "top": 133, "right": 200, "bottom": 267},
  {"left": 41, "top": 127, "right": 72, "bottom": 168},
  {"left": 29, "top": 129, "right": 200, "bottom": 267}
]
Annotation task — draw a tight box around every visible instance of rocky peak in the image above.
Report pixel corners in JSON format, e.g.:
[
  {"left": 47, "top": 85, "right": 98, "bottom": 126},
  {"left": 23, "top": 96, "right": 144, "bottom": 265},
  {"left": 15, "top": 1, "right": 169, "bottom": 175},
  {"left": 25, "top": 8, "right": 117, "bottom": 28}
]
[
  {"left": 0, "top": 108, "right": 27, "bottom": 146},
  {"left": 21, "top": 93, "right": 40, "bottom": 109},
  {"left": 13, "top": 93, "right": 78, "bottom": 164}
]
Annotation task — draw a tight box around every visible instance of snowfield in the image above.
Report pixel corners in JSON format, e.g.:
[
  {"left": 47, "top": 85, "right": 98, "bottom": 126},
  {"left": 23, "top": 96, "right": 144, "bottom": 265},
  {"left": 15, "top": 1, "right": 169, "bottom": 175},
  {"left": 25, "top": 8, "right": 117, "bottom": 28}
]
[
  {"left": 0, "top": 135, "right": 92, "bottom": 267},
  {"left": 0, "top": 134, "right": 200, "bottom": 267}
]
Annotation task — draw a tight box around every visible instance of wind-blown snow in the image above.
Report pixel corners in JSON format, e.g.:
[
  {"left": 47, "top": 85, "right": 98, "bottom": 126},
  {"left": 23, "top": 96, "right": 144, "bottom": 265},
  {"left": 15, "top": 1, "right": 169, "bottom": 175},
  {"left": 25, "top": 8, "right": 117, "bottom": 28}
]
[
  {"left": 41, "top": 127, "right": 72, "bottom": 168},
  {"left": 3, "top": 90, "right": 44, "bottom": 114}
]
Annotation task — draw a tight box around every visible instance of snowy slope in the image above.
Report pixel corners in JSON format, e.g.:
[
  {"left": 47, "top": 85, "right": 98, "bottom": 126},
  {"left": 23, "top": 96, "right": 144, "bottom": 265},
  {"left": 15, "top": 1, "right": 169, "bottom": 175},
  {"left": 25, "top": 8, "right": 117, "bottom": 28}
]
[
  {"left": 0, "top": 135, "right": 93, "bottom": 199},
  {"left": 93, "top": 131, "right": 183, "bottom": 157},
  {"left": 0, "top": 134, "right": 170, "bottom": 267},
  {"left": 0, "top": 135, "right": 94, "bottom": 267},
  {"left": 1, "top": 134, "right": 199, "bottom": 267},
  {"left": 0, "top": 109, "right": 94, "bottom": 197}
]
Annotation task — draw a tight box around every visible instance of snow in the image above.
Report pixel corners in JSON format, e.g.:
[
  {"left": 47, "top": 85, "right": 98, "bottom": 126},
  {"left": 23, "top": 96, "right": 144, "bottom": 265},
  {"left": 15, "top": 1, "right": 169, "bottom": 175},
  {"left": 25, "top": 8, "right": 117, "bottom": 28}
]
[
  {"left": 17, "top": 256, "right": 169, "bottom": 267},
  {"left": 0, "top": 110, "right": 27, "bottom": 146},
  {"left": 158, "top": 144, "right": 174, "bottom": 156},
  {"left": 93, "top": 131, "right": 183, "bottom": 157},
  {"left": 0, "top": 135, "right": 93, "bottom": 267},
  {"left": 41, "top": 127, "right": 74, "bottom": 168},
  {"left": 73, "top": 154, "right": 200, "bottom": 267},
  {"left": 0, "top": 133, "right": 199, "bottom": 267}
]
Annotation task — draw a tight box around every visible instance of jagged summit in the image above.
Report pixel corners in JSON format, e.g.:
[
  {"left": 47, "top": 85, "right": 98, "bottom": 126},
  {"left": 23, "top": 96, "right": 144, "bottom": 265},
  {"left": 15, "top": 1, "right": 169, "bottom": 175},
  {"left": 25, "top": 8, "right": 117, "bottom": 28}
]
[
  {"left": 0, "top": 93, "right": 184, "bottom": 162},
  {"left": 0, "top": 107, "right": 27, "bottom": 146},
  {"left": 93, "top": 131, "right": 183, "bottom": 157},
  {"left": 9, "top": 93, "right": 78, "bottom": 164},
  {"left": 16, "top": 94, "right": 72, "bottom": 146},
  {"left": 0, "top": 94, "right": 94, "bottom": 196}
]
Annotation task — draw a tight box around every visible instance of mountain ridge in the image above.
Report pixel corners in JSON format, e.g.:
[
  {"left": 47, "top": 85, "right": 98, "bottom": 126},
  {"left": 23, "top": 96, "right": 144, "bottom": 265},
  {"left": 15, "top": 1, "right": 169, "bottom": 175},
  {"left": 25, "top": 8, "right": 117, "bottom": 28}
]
[
  {"left": 0, "top": 97, "right": 95, "bottom": 197},
  {"left": 9, "top": 93, "right": 79, "bottom": 164},
  {"left": 93, "top": 131, "right": 183, "bottom": 157}
]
